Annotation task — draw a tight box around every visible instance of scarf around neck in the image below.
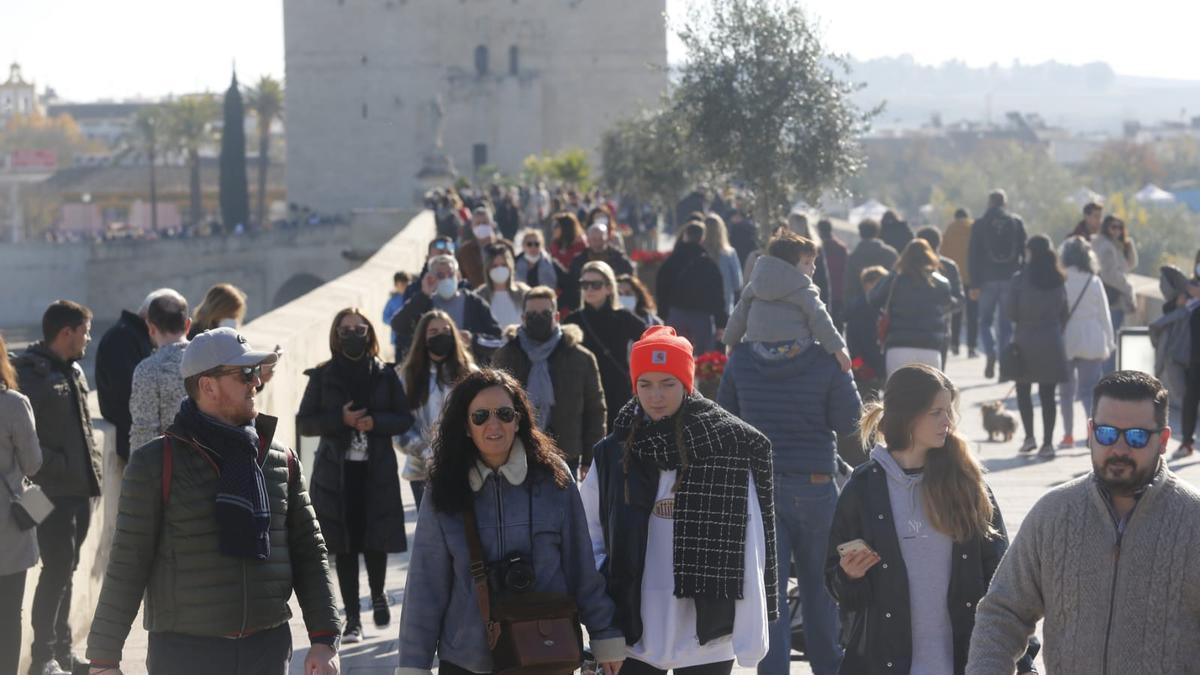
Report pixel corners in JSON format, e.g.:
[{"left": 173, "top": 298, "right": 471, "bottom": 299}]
[
  {"left": 517, "top": 325, "right": 562, "bottom": 429},
  {"left": 612, "top": 394, "right": 779, "bottom": 620},
  {"left": 173, "top": 398, "right": 272, "bottom": 560}
]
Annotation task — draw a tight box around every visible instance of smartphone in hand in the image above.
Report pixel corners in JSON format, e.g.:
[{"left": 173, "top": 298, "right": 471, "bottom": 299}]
[{"left": 837, "top": 538, "right": 874, "bottom": 557}]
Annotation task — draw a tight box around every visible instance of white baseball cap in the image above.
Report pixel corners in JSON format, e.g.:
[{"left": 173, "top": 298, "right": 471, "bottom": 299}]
[{"left": 180, "top": 327, "right": 278, "bottom": 378}]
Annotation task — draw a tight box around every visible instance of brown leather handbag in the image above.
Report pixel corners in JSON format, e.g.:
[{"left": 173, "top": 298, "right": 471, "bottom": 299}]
[{"left": 463, "top": 506, "right": 583, "bottom": 675}]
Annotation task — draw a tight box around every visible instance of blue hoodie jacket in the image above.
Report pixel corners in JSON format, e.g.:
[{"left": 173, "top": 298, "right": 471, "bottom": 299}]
[{"left": 717, "top": 342, "right": 861, "bottom": 475}]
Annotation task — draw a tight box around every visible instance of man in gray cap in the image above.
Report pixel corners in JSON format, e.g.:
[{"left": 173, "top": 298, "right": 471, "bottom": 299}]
[{"left": 86, "top": 328, "right": 341, "bottom": 675}]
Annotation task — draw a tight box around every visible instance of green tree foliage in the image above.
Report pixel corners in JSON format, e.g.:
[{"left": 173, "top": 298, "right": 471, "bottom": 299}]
[
  {"left": 521, "top": 148, "right": 592, "bottom": 190},
  {"left": 164, "top": 93, "right": 219, "bottom": 227},
  {"left": 0, "top": 112, "right": 102, "bottom": 167},
  {"left": 600, "top": 107, "right": 694, "bottom": 212},
  {"left": 244, "top": 75, "right": 284, "bottom": 227},
  {"left": 672, "top": 0, "right": 875, "bottom": 227},
  {"left": 219, "top": 73, "right": 250, "bottom": 232},
  {"left": 1082, "top": 140, "right": 1167, "bottom": 194}
]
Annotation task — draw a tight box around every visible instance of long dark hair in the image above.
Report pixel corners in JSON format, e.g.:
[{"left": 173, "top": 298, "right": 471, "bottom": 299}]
[
  {"left": 429, "top": 369, "right": 571, "bottom": 514},
  {"left": 400, "top": 310, "right": 475, "bottom": 410},
  {"left": 859, "top": 364, "right": 995, "bottom": 543},
  {"left": 1025, "top": 234, "right": 1066, "bottom": 290},
  {"left": 552, "top": 212, "right": 583, "bottom": 247},
  {"left": 617, "top": 274, "right": 657, "bottom": 315},
  {"left": 327, "top": 307, "right": 380, "bottom": 360}
]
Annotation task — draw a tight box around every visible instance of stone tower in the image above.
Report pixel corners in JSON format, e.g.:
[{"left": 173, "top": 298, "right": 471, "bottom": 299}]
[{"left": 284, "top": 0, "right": 668, "bottom": 214}]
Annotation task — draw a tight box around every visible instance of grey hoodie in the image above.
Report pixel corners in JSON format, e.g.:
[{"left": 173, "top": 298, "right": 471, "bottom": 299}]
[
  {"left": 870, "top": 444, "right": 955, "bottom": 675},
  {"left": 722, "top": 254, "right": 846, "bottom": 352}
]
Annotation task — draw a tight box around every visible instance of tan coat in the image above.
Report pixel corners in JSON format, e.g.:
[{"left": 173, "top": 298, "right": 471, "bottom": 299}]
[{"left": 941, "top": 216, "right": 973, "bottom": 287}]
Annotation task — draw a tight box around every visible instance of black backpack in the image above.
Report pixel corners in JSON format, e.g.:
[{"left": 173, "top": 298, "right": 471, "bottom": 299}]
[{"left": 985, "top": 212, "right": 1022, "bottom": 265}]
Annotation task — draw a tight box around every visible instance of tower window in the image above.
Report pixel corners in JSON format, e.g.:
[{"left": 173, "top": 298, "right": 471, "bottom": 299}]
[
  {"left": 473, "top": 143, "right": 488, "bottom": 170},
  {"left": 509, "top": 46, "right": 519, "bottom": 75},
  {"left": 474, "top": 46, "right": 489, "bottom": 76}
]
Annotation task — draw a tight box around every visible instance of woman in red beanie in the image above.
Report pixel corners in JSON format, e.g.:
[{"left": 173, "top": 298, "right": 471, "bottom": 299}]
[{"left": 579, "top": 325, "right": 779, "bottom": 675}]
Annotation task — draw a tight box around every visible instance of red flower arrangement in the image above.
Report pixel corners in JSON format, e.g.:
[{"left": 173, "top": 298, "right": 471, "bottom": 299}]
[
  {"left": 629, "top": 249, "right": 669, "bottom": 265},
  {"left": 695, "top": 351, "right": 728, "bottom": 382}
]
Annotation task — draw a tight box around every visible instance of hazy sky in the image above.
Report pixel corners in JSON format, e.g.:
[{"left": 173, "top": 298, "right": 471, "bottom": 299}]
[{"left": 5, "top": 0, "right": 1197, "bottom": 102}]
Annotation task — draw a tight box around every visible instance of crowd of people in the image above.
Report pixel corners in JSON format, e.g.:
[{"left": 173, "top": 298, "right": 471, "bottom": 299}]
[{"left": 1, "top": 183, "right": 1200, "bottom": 675}]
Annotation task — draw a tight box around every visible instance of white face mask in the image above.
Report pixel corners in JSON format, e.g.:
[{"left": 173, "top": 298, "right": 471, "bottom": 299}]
[
  {"left": 523, "top": 251, "right": 541, "bottom": 264},
  {"left": 472, "top": 224, "right": 494, "bottom": 241},
  {"left": 489, "top": 266, "right": 511, "bottom": 284},
  {"left": 436, "top": 277, "right": 458, "bottom": 300},
  {"left": 619, "top": 295, "right": 638, "bottom": 312},
  {"left": 593, "top": 218, "right": 609, "bottom": 228}
]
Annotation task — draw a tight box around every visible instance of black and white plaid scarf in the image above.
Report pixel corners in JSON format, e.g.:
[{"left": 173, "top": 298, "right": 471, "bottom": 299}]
[{"left": 614, "top": 394, "right": 779, "bottom": 620}]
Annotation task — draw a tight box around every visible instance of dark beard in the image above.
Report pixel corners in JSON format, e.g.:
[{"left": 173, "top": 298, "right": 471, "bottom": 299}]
[{"left": 1095, "top": 456, "right": 1159, "bottom": 496}]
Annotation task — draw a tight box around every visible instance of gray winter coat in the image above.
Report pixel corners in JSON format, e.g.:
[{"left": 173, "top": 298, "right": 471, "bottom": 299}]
[
  {"left": 0, "top": 387, "right": 42, "bottom": 575},
  {"left": 724, "top": 255, "right": 846, "bottom": 352},
  {"left": 1006, "top": 271, "right": 1070, "bottom": 384},
  {"left": 869, "top": 271, "right": 958, "bottom": 352}
]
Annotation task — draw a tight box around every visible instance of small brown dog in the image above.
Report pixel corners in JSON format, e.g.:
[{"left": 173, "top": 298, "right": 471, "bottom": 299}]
[{"left": 981, "top": 400, "right": 1018, "bottom": 442}]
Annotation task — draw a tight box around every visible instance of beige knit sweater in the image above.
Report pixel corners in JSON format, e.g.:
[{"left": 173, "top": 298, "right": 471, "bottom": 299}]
[{"left": 967, "top": 467, "right": 1200, "bottom": 675}]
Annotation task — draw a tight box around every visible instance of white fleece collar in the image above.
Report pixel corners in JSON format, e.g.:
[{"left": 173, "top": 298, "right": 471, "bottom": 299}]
[{"left": 469, "top": 439, "right": 528, "bottom": 492}]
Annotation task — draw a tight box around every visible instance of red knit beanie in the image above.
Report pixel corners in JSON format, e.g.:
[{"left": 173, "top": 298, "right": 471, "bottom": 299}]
[{"left": 629, "top": 325, "right": 695, "bottom": 393}]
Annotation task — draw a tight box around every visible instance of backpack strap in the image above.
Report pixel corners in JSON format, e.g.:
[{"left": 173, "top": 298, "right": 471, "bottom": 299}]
[{"left": 162, "top": 436, "right": 174, "bottom": 504}]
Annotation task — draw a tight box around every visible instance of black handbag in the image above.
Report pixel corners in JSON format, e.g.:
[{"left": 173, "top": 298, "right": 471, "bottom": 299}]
[{"left": 2, "top": 475, "right": 54, "bottom": 531}]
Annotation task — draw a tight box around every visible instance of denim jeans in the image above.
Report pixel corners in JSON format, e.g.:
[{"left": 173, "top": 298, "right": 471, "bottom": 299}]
[
  {"left": 759, "top": 475, "right": 842, "bottom": 675},
  {"left": 1061, "top": 357, "right": 1105, "bottom": 439},
  {"left": 977, "top": 280, "right": 1013, "bottom": 360}
]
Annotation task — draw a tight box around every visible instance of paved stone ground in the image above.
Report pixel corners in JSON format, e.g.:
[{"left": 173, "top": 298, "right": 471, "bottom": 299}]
[{"left": 44, "top": 348, "right": 1200, "bottom": 674}]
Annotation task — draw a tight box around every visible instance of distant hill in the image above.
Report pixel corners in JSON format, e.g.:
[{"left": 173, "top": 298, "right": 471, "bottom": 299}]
[{"left": 845, "top": 55, "right": 1200, "bottom": 133}]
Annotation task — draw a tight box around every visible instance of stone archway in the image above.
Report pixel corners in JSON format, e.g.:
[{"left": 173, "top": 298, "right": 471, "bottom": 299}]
[{"left": 272, "top": 272, "right": 325, "bottom": 309}]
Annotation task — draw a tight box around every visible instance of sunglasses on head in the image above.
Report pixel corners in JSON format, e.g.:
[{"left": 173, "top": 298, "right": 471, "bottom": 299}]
[
  {"left": 1093, "top": 424, "right": 1162, "bottom": 449},
  {"left": 580, "top": 280, "right": 607, "bottom": 290},
  {"left": 211, "top": 365, "right": 262, "bottom": 384},
  {"left": 470, "top": 407, "right": 519, "bottom": 426},
  {"left": 337, "top": 325, "right": 369, "bottom": 337}
]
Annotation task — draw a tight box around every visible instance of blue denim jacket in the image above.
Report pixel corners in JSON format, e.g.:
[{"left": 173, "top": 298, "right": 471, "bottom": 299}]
[{"left": 397, "top": 458, "right": 624, "bottom": 674}]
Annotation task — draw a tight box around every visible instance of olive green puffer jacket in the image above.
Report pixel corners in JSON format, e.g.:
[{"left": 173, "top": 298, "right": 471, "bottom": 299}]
[{"left": 86, "top": 414, "right": 341, "bottom": 665}]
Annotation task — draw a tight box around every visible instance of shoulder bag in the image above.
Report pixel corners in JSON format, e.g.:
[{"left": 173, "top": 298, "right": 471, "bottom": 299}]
[
  {"left": 463, "top": 502, "right": 583, "bottom": 675},
  {"left": 2, "top": 474, "right": 53, "bottom": 531}
]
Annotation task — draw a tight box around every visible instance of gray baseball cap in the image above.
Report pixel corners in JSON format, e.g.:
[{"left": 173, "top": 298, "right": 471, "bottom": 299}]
[{"left": 180, "top": 327, "right": 278, "bottom": 378}]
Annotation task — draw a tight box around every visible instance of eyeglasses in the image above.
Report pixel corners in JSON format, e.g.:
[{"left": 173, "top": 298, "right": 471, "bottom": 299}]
[
  {"left": 524, "top": 240, "right": 541, "bottom": 249},
  {"left": 337, "top": 325, "right": 369, "bottom": 338},
  {"left": 470, "top": 407, "right": 519, "bottom": 426},
  {"left": 580, "top": 280, "right": 607, "bottom": 291},
  {"left": 210, "top": 365, "right": 263, "bottom": 384},
  {"left": 433, "top": 240, "right": 451, "bottom": 250},
  {"left": 524, "top": 309, "right": 553, "bottom": 321},
  {"left": 1093, "top": 424, "right": 1162, "bottom": 449}
]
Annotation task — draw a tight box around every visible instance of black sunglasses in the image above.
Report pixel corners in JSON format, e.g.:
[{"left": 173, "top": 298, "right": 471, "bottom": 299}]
[
  {"left": 210, "top": 365, "right": 262, "bottom": 384},
  {"left": 337, "top": 325, "right": 369, "bottom": 337},
  {"left": 470, "top": 407, "right": 519, "bottom": 426},
  {"left": 524, "top": 240, "right": 541, "bottom": 248},
  {"left": 579, "top": 280, "right": 608, "bottom": 290},
  {"left": 1094, "top": 424, "right": 1162, "bottom": 449}
]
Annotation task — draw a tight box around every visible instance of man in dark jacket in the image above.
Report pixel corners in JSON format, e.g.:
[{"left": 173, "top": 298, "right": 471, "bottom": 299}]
[
  {"left": 492, "top": 286, "right": 606, "bottom": 475},
  {"left": 843, "top": 218, "right": 899, "bottom": 307},
  {"left": 655, "top": 222, "right": 728, "bottom": 354},
  {"left": 15, "top": 300, "right": 99, "bottom": 675},
  {"left": 392, "top": 254, "right": 502, "bottom": 363},
  {"left": 880, "top": 210, "right": 913, "bottom": 254},
  {"left": 562, "top": 224, "right": 635, "bottom": 310},
  {"left": 844, "top": 266, "right": 889, "bottom": 396},
  {"left": 817, "top": 219, "right": 850, "bottom": 327},
  {"left": 728, "top": 209, "right": 759, "bottom": 269},
  {"left": 96, "top": 293, "right": 158, "bottom": 462},
  {"left": 917, "top": 226, "right": 966, "bottom": 363},
  {"left": 967, "top": 189, "right": 1027, "bottom": 379},
  {"left": 86, "top": 328, "right": 341, "bottom": 675},
  {"left": 718, "top": 338, "right": 862, "bottom": 675}
]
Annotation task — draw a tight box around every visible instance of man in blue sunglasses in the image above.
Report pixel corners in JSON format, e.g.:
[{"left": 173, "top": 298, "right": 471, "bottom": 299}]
[{"left": 968, "top": 370, "right": 1200, "bottom": 675}]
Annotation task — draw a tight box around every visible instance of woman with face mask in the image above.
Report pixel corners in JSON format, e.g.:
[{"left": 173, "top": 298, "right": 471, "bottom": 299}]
[
  {"left": 398, "top": 310, "right": 478, "bottom": 508},
  {"left": 474, "top": 244, "right": 530, "bottom": 332},
  {"left": 516, "top": 228, "right": 566, "bottom": 291},
  {"left": 617, "top": 274, "right": 663, "bottom": 326},
  {"left": 297, "top": 308, "right": 415, "bottom": 644}
]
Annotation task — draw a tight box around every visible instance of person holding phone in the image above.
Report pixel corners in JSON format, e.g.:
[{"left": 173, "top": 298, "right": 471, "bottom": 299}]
[
  {"left": 298, "top": 308, "right": 414, "bottom": 643},
  {"left": 825, "top": 364, "right": 1038, "bottom": 675}
]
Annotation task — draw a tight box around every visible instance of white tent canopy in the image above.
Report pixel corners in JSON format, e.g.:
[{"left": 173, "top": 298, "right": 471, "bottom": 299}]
[
  {"left": 848, "top": 199, "right": 889, "bottom": 225},
  {"left": 1134, "top": 183, "right": 1177, "bottom": 204}
]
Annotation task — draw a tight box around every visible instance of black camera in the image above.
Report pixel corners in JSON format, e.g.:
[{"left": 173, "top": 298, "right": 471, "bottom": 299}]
[{"left": 490, "top": 553, "right": 536, "bottom": 594}]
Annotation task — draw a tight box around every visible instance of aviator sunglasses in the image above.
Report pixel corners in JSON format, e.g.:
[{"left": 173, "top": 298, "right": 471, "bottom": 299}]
[
  {"left": 1093, "top": 424, "right": 1163, "bottom": 449},
  {"left": 470, "top": 407, "right": 519, "bottom": 426},
  {"left": 211, "top": 365, "right": 263, "bottom": 384}
]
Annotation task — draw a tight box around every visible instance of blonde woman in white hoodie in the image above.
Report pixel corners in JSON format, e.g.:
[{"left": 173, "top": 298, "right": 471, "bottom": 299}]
[{"left": 1057, "top": 236, "right": 1115, "bottom": 447}]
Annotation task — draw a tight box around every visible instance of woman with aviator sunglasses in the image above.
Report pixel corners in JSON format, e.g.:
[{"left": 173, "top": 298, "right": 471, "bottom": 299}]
[
  {"left": 298, "top": 308, "right": 414, "bottom": 644},
  {"left": 515, "top": 228, "right": 565, "bottom": 291},
  {"left": 398, "top": 369, "right": 625, "bottom": 675}
]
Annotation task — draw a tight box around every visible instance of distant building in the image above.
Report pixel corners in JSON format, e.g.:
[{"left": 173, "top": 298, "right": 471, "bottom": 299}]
[
  {"left": 283, "top": 0, "right": 668, "bottom": 214},
  {"left": 0, "top": 63, "right": 42, "bottom": 120},
  {"left": 47, "top": 102, "right": 150, "bottom": 148}
]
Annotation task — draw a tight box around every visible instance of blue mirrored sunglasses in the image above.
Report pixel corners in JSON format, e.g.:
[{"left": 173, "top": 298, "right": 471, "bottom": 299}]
[{"left": 1093, "top": 425, "right": 1161, "bottom": 449}]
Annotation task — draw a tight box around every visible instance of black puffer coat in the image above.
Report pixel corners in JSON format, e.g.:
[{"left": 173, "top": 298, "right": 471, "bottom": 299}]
[
  {"left": 869, "top": 271, "right": 958, "bottom": 352},
  {"left": 298, "top": 357, "right": 413, "bottom": 554}
]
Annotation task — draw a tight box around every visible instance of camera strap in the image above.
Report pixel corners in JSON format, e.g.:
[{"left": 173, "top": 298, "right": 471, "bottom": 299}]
[{"left": 463, "top": 506, "right": 502, "bottom": 649}]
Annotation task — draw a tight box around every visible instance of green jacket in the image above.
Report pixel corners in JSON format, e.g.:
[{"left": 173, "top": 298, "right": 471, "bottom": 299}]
[{"left": 86, "top": 413, "right": 341, "bottom": 665}]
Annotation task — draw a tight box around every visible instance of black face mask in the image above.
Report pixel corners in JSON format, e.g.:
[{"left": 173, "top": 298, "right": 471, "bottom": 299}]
[
  {"left": 341, "top": 335, "right": 368, "bottom": 360},
  {"left": 524, "top": 312, "right": 555, "bottom": 342},
  {"left": 427, "top": 332, "right": 456, "bottom": 359}
]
